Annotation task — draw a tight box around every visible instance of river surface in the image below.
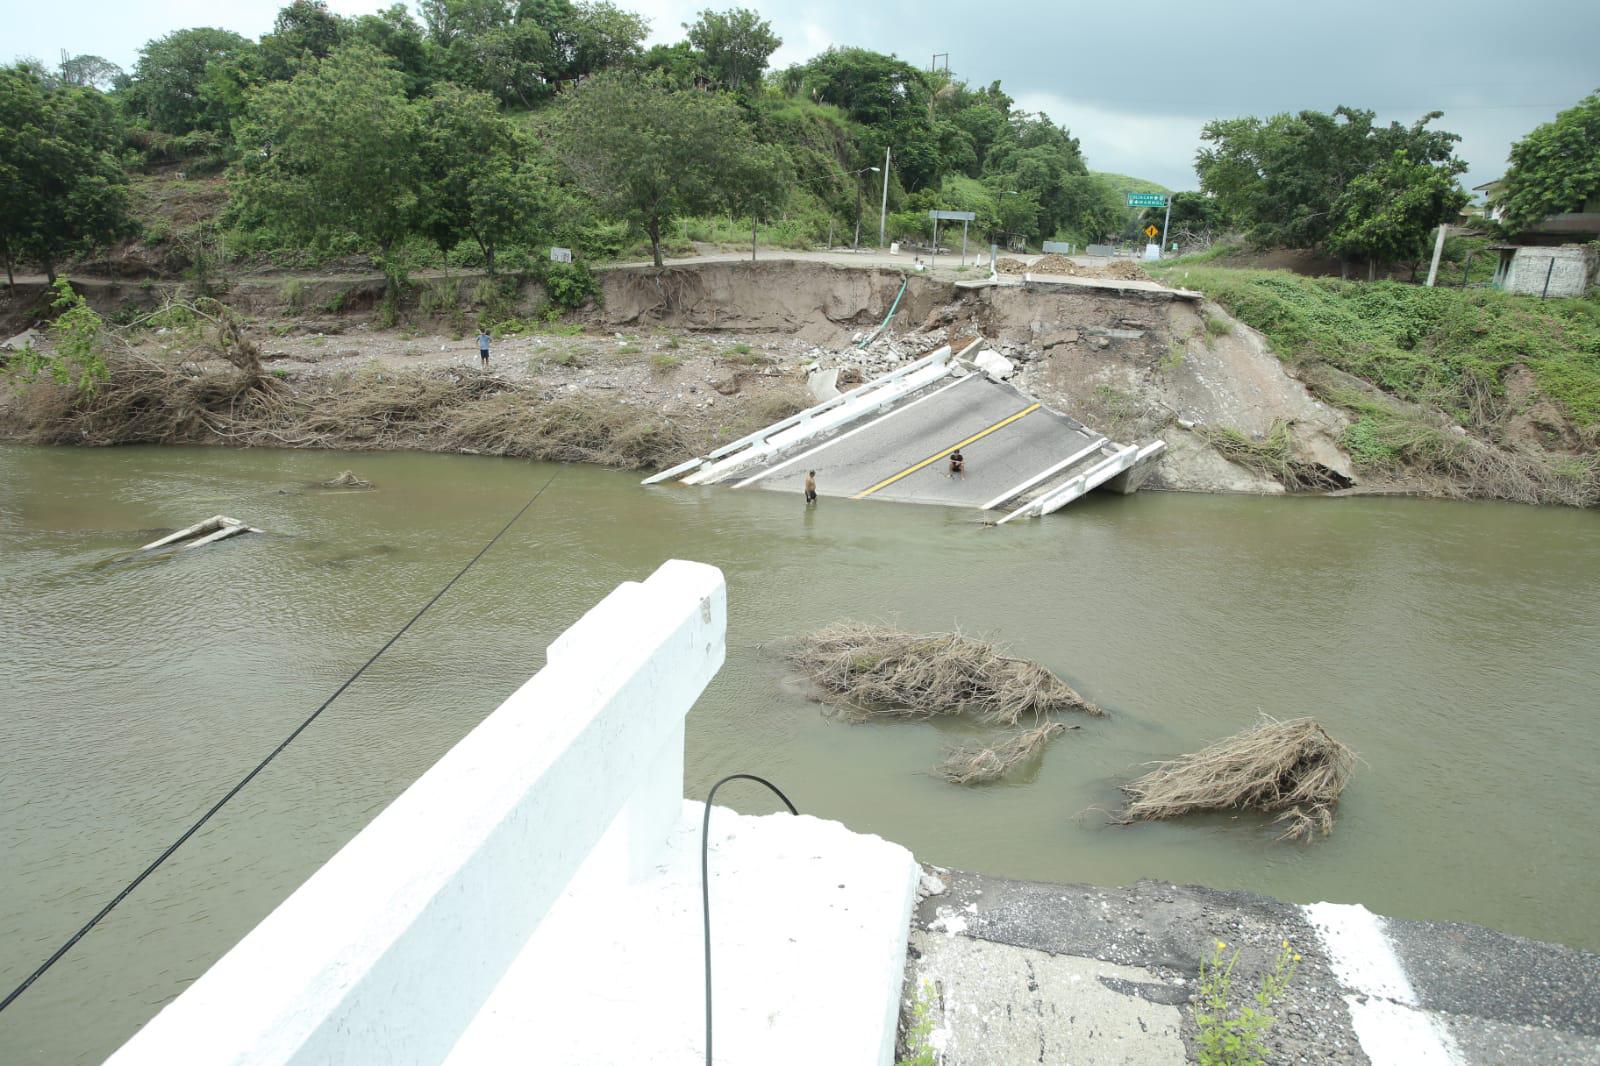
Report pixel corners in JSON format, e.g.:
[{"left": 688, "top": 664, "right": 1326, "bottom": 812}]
[{"left": 2, "top": 444, "right": 1598, "bottom": 1062}]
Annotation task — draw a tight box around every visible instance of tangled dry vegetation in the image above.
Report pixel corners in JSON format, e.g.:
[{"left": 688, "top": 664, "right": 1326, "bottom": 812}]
[
  {"left": 789, "top": 623, "right": 1101, "bottom": 784},
  {"left": 1115, "top": 717, "right": 1356, "bottom": 842},
  {"left": 7, "top": 351, "right": 703, "bottom": 470}
]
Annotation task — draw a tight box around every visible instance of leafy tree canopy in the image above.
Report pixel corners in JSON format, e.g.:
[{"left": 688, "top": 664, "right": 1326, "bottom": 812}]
[
  {"left": 552, "top": 71, "right": 764, "bottom": 265},
  {"left": 0, "top": 65, "right": 132, "bottom": 285},
  {"left": 1496, "top": 89, "right": 1600, "bottom": 235},
  {"left": 685, "top": 7, "right": 780, "bottom": 94}
]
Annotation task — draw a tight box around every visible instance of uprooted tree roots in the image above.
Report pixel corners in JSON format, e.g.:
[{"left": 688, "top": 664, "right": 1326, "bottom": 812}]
[
  {"left": 1114, "top": 716, "right": 1356, "bottom": 842},
  {"left": 789, "top": 623, "right": 1102, "bottom": 785}
]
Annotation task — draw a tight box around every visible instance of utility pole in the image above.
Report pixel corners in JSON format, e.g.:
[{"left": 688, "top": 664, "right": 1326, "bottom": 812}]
[
  {"left": 1160, "top": 196, "right": 1173, "bottom": 258},
  {"left": 878, "top": 146, "right": 891, "bottom": 248},
  {"left": 852, "top": 165, "right": 880, "bottom": 252},
  {"left": 1425, "top": 223, "right": 1449, "bottom": 287}
]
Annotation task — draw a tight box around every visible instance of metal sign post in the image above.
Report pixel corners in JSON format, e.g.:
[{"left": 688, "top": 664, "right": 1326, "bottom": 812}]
[
  {"left": 1126, "top": 192, "right": 1170, "bottom": 258},
  {"left": 928, "top": 210, "right": 976, "bottom": 271}
]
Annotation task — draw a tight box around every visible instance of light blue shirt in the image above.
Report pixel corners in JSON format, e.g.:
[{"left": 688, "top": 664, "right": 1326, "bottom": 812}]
[{"left": 476, "top": 333, "right": 490, "bottom": 351}]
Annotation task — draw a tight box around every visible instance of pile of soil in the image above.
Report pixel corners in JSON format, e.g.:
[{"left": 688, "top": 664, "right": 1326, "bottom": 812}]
[
  {"left": 994, "top": 256, "right": 1152, "bottom": 282},
  {"left": 1025, "top": 254, "right": 1086, "bottom": 276},
  {"left": 1095, "top": 260, "right": 1152, "bottom": 281}
]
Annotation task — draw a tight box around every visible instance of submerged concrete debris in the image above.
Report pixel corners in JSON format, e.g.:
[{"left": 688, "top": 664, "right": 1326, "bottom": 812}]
[{"left": 137, "top": 515, "right": 261, "bottom": 552}]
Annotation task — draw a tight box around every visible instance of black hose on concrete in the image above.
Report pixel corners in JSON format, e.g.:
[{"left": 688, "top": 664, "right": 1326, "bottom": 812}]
[
  {"left": 0, "top": 468, "right": 562, "bottom": 1018},
  {"left": 701, "top": 774, "right": 798, "bottom": 1066}
]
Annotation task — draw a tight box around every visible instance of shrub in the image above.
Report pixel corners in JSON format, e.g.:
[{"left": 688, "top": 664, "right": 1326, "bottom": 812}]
[{"left": 543, "top": 261, "right": 600, "bottom": 310}]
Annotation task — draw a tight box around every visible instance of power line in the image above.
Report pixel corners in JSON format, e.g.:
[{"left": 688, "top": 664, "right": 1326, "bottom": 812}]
[{"left": 0, "top": 467, "right": 561, "bottom": 1016}]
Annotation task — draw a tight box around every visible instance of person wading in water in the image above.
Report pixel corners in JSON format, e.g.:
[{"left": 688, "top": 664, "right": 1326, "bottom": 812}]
[{"left": 803, "top": 470, "right": 818, "bottom": 505}]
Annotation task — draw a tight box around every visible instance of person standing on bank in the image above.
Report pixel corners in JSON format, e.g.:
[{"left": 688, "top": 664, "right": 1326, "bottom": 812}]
[
  {"left": 803, "top": 470, "right": 818, "bottom": 505},
  {"left": 476, "top": 328, "right": 491, "bottom": 368}
]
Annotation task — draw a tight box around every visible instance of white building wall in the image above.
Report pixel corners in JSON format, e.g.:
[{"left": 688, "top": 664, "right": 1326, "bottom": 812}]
[{"left": 1505, "top": 245, "right": 1598, "bottom": 297}]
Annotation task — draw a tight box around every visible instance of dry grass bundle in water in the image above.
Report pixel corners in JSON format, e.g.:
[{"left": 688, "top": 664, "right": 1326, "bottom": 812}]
[
  {"left": 1116, "top": 717, "right": 1355, "bottom": 842},
  {"left": 939, "top": 722, "right": 1068, "bottom": 785},
  {"left": 791, "top": 623, "right": 1102, "bottom": 725}
]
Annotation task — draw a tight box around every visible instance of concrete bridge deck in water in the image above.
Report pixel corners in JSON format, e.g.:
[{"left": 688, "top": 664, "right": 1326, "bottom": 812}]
[{"left": 644, "top": 343, "right": 1164, "bottom": 521}]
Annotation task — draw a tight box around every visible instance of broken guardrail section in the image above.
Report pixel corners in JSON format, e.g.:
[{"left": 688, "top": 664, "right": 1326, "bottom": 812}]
[{"left": 138, "top": 515, "right": 262, "bottom": 552}]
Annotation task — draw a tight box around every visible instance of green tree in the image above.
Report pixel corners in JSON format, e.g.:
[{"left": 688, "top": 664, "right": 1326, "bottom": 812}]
[
  {"left": 1196, "top": 106, "right": 1463, "bottom": 255},
  {"left": 553, "top": 71, "right": 767, "bottom": 266},
  {"left": 1328, "top": 151, "right": 1468, "bottom": 275},
  {"left": 684, "top": 7, "right": 780, "bottom": 94},
  {"left": 416, "top": 83, "right": 554, "bottom": 273},
  {"left": 349, "top": 5, "right": 434, "bottom": 97},
  {"left": 0, "top": 66, "right": 132, "bottom": 286},
  {"left": 126, "top": 27, "right": 256, "bottom": 135},
  {"left": 546, "top": 1, "right": 648, "bottom": 81},
  {"left": 255, "top": 0, "right": 350, "bottom": 81},
  {"left": 56, "top": 54, "right": 123, "bottom": 90},
  {"left": 1496, "top": 90, "right": 1600, "bottom": 235},
  {"left": 725, "top": 142, "right": 794, "bottom": 259},
  {"left": 230, "top": 44, "right": 421, "bottom": 284}
]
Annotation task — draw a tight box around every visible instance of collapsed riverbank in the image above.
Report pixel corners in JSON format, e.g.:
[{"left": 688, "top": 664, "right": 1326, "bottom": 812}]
[{"left": 2, "top": 257, "right": 1593, "bottom": 506}]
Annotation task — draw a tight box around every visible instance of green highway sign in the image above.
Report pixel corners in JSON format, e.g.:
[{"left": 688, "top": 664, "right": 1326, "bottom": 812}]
[{"left": 1126, "top": 192, "right": 1168, "bottom": 207}]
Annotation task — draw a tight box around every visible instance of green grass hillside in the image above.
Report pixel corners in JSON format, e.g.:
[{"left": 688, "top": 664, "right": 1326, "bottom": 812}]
[
  {"left": 1092, "top": 172, "right": 1173, "bottom": 195},
  {"left": 1148, "top": 265, "right": 1600, "bottom": 502}
]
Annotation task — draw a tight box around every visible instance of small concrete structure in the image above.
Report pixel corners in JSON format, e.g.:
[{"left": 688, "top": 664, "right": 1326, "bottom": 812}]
[
  {"left": 971, "top": 348, "right": 1016, "bottom": 382},
  {"left": 108, "top": 561, "right": 920, "bottom": 1065},
  {"left": 1491, "top": 243, "right": 1598, "bottom": 297}
]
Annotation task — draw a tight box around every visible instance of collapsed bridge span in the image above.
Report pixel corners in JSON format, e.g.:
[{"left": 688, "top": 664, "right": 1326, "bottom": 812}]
[{"left": 644, "top": 340, "right": 1164, "bottom": 521}]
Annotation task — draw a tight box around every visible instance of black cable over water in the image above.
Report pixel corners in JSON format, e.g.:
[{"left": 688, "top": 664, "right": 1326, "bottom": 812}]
[
  {"left": 0, "top": 468, "right": 561, "bottom": 1017},
  {"left": 701, "top": 774, "right": 798, "bottom": 1066}
]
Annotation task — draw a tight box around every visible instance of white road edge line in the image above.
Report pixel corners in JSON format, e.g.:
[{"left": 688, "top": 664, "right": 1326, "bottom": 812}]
[
  {"left": 732, "top": 373, "right": 977, "bottom": 489},
  {"left": 976, "top": 437, "right": 1109, "bottom": 511},
  {"left": 1301, "top": 902, "right": 1463, "bottom": 1066}
]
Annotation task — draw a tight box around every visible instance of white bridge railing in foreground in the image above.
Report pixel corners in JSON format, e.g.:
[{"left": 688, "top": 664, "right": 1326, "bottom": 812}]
[
  {"left": 107, "top": 561, "right": 919, "bottom": 1066},
  {"left": 644, "top": 340, "right": 982, "bottom": 488}
]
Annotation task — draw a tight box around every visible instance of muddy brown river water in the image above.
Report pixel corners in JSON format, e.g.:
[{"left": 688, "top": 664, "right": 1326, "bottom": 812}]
[{"left": 2, "top": 444, "right": 1598, "bottom": 1063}]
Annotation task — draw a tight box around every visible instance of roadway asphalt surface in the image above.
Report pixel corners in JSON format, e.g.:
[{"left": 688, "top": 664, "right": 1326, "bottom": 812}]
[
  {"left": 911, "top": 871, "right": 1600, "bottom": 1065},
  {"left": 734, "top": 373, "right": 1104, "bottom": 508}
]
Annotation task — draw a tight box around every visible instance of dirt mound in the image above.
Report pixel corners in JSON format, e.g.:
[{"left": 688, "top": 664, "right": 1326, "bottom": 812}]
[
  {"left": 1095, "top": 260, "right": 1152, "bottom": 281},
  {"left": 996, "top": 256, "right": 1151, "bottom": 282},
  {"left": 1027, "top": 254, "right": 1086, "bottom": 276}
]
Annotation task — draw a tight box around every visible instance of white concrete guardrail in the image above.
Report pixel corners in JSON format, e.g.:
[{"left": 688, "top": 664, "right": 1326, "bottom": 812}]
[
  {"left": 106, "top": 560, "right": 918, "bottom": 1066},
  {"left": 644, "top": 340, "right": 982, "bottom": 488},
  {"left": 996, "top": 439, "right": 1166, "bottom": 524}
]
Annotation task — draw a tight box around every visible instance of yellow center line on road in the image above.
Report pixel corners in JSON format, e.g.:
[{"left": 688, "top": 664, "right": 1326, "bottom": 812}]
[{"left": 852, "top": 403, "right": 1041, "bottom": 500}]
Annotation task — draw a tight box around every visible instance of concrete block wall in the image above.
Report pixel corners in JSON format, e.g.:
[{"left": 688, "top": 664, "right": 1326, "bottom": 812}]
[
  {"left": 1505, "top": 244, "right": 1598, "bottom": 297},
  {"left": 106, "top": 560, "right": 728, "bottom": 1066}
]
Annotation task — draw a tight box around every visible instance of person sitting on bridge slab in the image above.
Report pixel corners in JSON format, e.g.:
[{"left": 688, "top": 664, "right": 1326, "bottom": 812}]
[
  {"left": 948, "top": 449, "right": 965, "bottom": 477},
  {"left": 804, "top": 470, "right": 818, "bottom": 505}
]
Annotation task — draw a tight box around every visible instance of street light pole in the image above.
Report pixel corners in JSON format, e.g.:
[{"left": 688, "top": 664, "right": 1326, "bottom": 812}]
[
  {"left": 878, "top": 146, "right": 891, "bottom": 249},
  {"left": 851, "top": 166, "right": 880, "bottom": 252}
]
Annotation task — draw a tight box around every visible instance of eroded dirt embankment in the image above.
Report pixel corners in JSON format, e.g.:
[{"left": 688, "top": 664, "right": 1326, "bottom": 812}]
[{"left": 2, "top": 259, "right": 1359, "bottom": 495}]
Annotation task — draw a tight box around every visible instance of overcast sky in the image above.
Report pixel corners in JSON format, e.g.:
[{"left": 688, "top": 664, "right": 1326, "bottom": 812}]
[{"left": 5, "top": 0, "right": 1595, "bottom": 191}]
